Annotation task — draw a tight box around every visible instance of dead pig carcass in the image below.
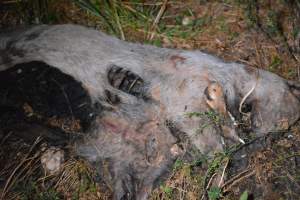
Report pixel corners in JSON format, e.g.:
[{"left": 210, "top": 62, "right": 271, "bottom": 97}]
[{"left": 0, "top": 24, "right": 300, "bottom": 199}]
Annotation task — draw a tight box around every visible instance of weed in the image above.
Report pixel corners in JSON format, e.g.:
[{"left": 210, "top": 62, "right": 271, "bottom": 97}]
[
  {"left": 239, "top": 190, "right": 248, "bottom": 200},
  {"left": 73, "top": 0, "right": 208, "bottom": 42},
  {"left": 173, "top": 159, "right": 184, "bottom": 171},
  {"left": 269, "top": 56, "right": 283, "bottom": 71},
  {"left": 187, "top": 110, "right": 223, "bottom": 125},
  {"left": 161, "top": 185, "right": 173, "bottom": 198},
  {"left": 14, "top": 0, "right": 59, "bottom": 24},
  {"left": 229, "top": 31, "right": 240, "bottom": 41},
  {"left": 73, "top": 0, "right": 122, "bottom": 36},
  {"left": 217, "top": 16, "right": 230, "bottom": 33},
  {"left": 208, "top": 186, "right": 221, "bottom": 200},
  {"left": 186, "top": 110, "right": 226, "bottom": 137},
  {"left": 266, "top": 11, "right": 280, "bottom": 36},
  {"left": 242, "top": 0, "right": 259, "bottom": 28},
  {"left": 15, "top": 181, "right": 62, "bottom": 200},
  {"left": 148, "top": 38, "right": 162, "bottom": 47}
]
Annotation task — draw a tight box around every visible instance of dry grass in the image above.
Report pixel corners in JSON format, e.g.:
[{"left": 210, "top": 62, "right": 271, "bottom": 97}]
[{"left": 0, "top": 134, "right": 111, "bottom": 200}]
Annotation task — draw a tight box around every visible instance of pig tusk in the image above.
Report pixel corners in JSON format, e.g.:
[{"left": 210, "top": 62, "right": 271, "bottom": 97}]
[
  {"left": 239, "top": 138, "right": 245, "bottom": 144},
  {"left": 227, "top": 111, "right": 245, "bottom": 144},
  {"left": 239, "top": 69, "right": 260, "bottom": 116},
  {"left": 227, "top": 111, "right": 238, "bottom": 126}
]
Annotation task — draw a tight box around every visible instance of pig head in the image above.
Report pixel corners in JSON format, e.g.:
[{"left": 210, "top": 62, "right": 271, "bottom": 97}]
[{"left": 0, "top": 24, "right": 300, "bottom": 199}]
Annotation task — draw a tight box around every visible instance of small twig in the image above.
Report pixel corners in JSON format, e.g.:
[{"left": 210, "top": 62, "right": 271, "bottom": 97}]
[
  {"left": 123, "top": 2, "right": 167, "bottom": 6},
  {"left": 223, "top": 170, "right": 255, "bottom": 193},
  {"left": 121, "top": 3, "right": 149, "bottom": 21},
  {"left": 218, "top": 158, "right": 229, "bottom": 187},
  {"left": 286, "top": 171, "right": 300, "bottom": 190},
  {"left": 1, "top": 137, "right": 42, "bottom": 199},
  {"left": 112, "top": 0, "right": 125, "bottom": 40},
  {"left": 148, "top": 0, "right": 168, "bottom": 40},
  {"left": 201, "top": 173, "right": 217, "bottom": 200},
  {"left": 127, "top": 77, "right": 139, "bottom": 93},
  {"left": 221, "top": 167, "right": 255, "bottom": 192}
]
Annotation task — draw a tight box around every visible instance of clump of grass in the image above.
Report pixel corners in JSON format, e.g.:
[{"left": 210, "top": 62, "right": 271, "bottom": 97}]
[
  {"left": 0, "top": 137, "right": 43, "bottom": 200},
  {"left": 72, "top": 0, "right": 209, "bottom": 45},
  {"left": 187, "top": 111, "right": 223, "bottom": 124},
  {"left": 150, "top": 149, "right": 235, "bottom": 200},
  {"left": 265, "top": 10, "right": 280, "bottom": 36},
  {"left": 268, "top": 55, "right": 283, "bottom": 71},
  {"left": 208, "top": 186, "right": 222, "bottom": 200},
  {"left": 72, "top": 0, "right": 159, "bottom": 40},
  {"left": 15, "top": 182, "right": 62, "bottom": 200},
  {"left": 186, "top": 110, "right": 226, "bottom": 135},
  {"left": 150, "top": 161, "right": 205, "bottom": 200},
  {"left": 0, "top": 133, "right": 109, "bottom": 200},
  {"left": 14, "top": 0, "right": 59, "bottom": 24},
  {"left": 54, "top": 159, "right": 94, "bottom": 195}
]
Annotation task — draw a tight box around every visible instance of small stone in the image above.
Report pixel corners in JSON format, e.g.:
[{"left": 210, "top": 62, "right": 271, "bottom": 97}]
[
  {"left": 170, "top": 144, "right": 183, "bottom": 157},
  {"left": 41, "top": 147, "right": 64, "bottom": 175},
  {"left": 182, "top": 16, "right": 193, "bottom": 26}
]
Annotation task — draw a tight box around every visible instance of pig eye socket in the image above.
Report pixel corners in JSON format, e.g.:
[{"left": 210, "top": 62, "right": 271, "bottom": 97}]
[
  {"left": 241, "top": 102, "right": 252, "bottom": 113},
  {"left": 204, "top": 87, "right": 213, "bottom": 101},
  {"left": 107, "top": 65, "right": 145, "bottom": 98}
]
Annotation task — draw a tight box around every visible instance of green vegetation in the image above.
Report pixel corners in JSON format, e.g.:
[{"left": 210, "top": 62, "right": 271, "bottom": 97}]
[
  {"left": 239, "top": 191, "right": 248, "bottom": 200},
  {"left": 208, "top": 186, "right": 222, "bottom": 200}
]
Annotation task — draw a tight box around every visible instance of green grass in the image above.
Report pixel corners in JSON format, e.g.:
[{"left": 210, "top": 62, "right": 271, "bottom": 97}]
[
  {"left": 14, "top": 0, "right": 59, "bottom": 24},
  {"left": 72, "top": 0, "right": 158, "bottom": 39},
  {"left": 269, "top": 55, "right": 283, "bottom": 71},
  {"left": 72, "top": 0, "right": 209, "bottom": 44},
  {"left": 208, "top": 186, "right": 222, "bottom": 200}
]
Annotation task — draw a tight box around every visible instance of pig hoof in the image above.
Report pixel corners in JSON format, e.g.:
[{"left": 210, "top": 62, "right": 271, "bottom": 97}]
[{"left": 107, "top": 65, "right": 145, "bottom": 97}]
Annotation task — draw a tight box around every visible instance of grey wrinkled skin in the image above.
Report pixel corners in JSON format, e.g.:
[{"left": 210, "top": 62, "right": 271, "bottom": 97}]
[{"left": 1, "top": 24, "right": 300, "bottom": 199}]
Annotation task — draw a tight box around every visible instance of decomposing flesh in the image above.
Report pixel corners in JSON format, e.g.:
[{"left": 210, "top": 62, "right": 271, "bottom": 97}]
[{"left": 0, "top": 24, "right": 299, "bottom": 199}]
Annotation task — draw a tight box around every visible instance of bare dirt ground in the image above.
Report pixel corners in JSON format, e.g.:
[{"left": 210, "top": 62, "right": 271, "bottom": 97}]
[{"left": 0, "top": 0, "right": 300, "bottom": 199}]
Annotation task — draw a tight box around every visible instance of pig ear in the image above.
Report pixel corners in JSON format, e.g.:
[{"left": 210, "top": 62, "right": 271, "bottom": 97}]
[{"left": 204, "top": 82, "right": 227, "bottom": 116}]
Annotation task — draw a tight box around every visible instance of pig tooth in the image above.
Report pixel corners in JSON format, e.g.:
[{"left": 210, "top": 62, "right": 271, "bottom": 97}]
[
  {"left": 227, "top": 111, "right": 238, "bottom": 126},
  {"left": 239, "top": 138, "right": 245, "bottom": 144}
]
